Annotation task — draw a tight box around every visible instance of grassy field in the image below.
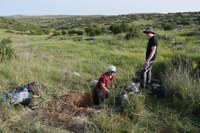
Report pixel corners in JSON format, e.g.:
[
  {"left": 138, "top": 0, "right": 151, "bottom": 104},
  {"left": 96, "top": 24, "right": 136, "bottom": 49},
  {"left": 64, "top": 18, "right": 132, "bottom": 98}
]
[{"left": 0, "top": 13, "right": 200, "bottom": 132}]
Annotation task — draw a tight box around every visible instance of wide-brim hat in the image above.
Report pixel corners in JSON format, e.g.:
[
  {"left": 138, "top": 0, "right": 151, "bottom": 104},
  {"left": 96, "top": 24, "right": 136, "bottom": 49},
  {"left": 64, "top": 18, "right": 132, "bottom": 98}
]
[{"left": 143, "top": 27, "right": 155, "bottom": 34}]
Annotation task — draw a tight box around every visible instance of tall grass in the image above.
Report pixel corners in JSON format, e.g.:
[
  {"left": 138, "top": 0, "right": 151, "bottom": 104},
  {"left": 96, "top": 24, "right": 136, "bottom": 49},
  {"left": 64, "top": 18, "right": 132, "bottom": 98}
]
[
  {"left": 162, "top": 59, "right": 200, "bottom": 117},
  {"left": 0, "top": 26, "right": 200, "bottom": 132},
  {"left": 91, "top": 108, "right": 147, "bottom": 133}
]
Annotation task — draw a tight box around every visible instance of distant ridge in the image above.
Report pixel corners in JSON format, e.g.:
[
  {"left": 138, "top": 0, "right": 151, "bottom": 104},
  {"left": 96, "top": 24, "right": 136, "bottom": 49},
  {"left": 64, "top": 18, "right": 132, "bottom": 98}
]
[
  {"left": 3, "top": 11, "right": 200, "bottom": 18},
  {"left": 5, "top": 14, "right": 109, "bottom": 19}
]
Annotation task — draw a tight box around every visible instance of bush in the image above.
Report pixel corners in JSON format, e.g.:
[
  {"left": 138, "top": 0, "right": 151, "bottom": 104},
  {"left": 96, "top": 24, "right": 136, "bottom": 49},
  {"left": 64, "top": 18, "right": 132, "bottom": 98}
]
[
  {"left": 61, "top": 29, "right": 67, "bottom": 35},
  {"left": 0, "top": 38, "right": 15, "bottom": 62},
  {"left": 76, "top": 30, "right": 84, "bottom": 35},
  {"left": 85, "top": 25, "right": 103, "bottom": 36},
  {"left": 109, "top": 23, "right": 129, "bottom": 34},
  {"left": 52, "top": 31, "right": 62, "bottom": 36},
  {"left": 161, "top": 22, "right": 176, "bottom": 30},
  {"left": 124, "top": 26, "right": 141, "bottom": 40},
  {"left": 5, "top": 30, "right": 14, "bottom": 33},
  {"left": 177, "top": 18, "right": 190, "bottom": 25},
  {"left": 68, "top": 29, "right": 84, "bottom": 35}
]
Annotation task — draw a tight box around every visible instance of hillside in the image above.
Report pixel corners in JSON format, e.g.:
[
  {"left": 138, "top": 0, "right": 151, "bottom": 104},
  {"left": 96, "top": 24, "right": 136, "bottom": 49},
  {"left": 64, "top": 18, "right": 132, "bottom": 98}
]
[
  {"left": 0, "top": 12, "right": 199, "bottom": 132},
  {"left": 6, "top": 12, "right": 200, "bottom": 30}
]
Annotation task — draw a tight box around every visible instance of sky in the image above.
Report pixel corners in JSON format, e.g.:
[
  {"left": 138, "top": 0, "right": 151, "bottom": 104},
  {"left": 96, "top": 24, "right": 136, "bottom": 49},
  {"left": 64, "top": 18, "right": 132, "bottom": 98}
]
[{"left": 0, "top": 0, "right": 200, "bottom": 16}]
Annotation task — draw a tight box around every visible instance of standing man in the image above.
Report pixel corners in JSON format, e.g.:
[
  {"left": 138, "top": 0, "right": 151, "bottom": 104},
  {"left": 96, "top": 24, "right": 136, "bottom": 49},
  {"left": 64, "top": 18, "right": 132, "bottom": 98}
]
[
  {"left": 141, "top": 27, "right": 158, "bottom": 88},
  {"left": 95, "top": 66, "right": 116, "bottom": 105}
]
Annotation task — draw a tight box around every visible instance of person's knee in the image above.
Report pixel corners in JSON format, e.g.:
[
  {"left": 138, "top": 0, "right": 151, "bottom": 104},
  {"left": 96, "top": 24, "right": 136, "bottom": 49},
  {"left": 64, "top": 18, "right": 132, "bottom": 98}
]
[
  {"left": 98, "top": 92, "right": 105, "bottom": 101},
  {"left": 105, "top": 92, "right": 109, "bottom": 99}
]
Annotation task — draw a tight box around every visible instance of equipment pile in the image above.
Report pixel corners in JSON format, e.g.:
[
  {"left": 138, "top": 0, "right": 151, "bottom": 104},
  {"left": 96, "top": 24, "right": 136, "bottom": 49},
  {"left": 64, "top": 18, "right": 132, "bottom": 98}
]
[{"left": 1, "top": 82, "right": 44, "bottom": 106}]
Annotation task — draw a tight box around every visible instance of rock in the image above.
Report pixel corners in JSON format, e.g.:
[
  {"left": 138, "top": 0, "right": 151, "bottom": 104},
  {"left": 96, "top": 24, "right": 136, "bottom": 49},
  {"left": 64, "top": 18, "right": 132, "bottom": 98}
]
[
  {"left": 126, "top": 82, "right": 140, "bottom": 93},
  {"left": 89, "top": 80, "right": 98, "bottom": 86},
  {"left": 73, "top": 72, "right": 81, "bottom": 77}
]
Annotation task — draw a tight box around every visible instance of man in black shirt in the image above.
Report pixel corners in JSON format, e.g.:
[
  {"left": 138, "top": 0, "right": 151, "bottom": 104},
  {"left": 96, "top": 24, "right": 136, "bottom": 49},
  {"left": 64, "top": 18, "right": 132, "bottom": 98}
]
[{"left": 141, "top": 27, "right": 158, "bottom": 88}]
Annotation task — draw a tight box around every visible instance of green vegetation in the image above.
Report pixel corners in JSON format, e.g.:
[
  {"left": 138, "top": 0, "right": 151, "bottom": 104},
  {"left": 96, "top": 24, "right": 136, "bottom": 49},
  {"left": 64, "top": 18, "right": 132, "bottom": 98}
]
[
  {"left": 0, "top": 17, "right": 51, "bottom": 35},
  {"left": 0, "top": 38, "right": 15, "bottom": 61},
  {"left": 0, "top": 12, "right": 199, "bottom": 132}
]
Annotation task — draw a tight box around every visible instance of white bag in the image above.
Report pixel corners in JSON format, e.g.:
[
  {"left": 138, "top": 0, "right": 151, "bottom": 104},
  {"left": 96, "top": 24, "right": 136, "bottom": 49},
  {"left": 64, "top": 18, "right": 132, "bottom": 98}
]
[{"left": 7, "top": 92, "right": 33, "bottom": 105}]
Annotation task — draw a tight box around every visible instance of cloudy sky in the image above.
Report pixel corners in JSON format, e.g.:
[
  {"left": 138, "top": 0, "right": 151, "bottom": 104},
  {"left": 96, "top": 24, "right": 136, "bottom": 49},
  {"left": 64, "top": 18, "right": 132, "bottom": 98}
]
[{"left": 0, "top": 0, "right": 200, "bottom": 16}]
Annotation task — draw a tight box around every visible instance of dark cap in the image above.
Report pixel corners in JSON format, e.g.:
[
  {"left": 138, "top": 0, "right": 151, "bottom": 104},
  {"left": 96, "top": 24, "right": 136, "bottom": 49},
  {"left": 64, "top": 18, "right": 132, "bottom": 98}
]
[{"left": 143, "top": 27, "right": 155, "bottom": 34}]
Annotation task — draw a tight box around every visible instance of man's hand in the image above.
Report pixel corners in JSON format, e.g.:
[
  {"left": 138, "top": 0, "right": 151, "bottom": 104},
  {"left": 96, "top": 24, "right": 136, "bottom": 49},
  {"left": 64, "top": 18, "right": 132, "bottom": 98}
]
[
  {"left": 143, "top": 60, "right": 150, "bottom": 69},
  {"left": 103, "top": 87, "right": 110, "bottom": 93}
]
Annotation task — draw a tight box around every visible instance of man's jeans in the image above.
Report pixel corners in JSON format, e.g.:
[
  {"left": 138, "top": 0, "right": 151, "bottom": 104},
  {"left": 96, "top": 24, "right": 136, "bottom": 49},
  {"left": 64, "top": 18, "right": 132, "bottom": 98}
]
[
  {"left": 96, "top": 89, "right": 109, "bottom": 105},
  {"left": 140, "top": 61, "right": 154, "bottom": 88}
]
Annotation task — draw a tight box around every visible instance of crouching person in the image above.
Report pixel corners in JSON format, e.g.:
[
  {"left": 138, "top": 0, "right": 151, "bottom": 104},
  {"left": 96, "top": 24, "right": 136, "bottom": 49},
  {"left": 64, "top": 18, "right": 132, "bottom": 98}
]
[{"left": 95, "top": 66, "right": 116, "bottom": 106}]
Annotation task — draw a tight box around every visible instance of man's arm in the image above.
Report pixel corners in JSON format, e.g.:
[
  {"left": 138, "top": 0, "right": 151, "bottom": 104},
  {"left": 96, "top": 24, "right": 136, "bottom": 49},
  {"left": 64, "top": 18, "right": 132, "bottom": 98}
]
[
  {"left": 100, "top": 82, "right": 110, "bottom": 93},
  {"left": 144, "top": 46, "right": 157, "bottom": 68}
]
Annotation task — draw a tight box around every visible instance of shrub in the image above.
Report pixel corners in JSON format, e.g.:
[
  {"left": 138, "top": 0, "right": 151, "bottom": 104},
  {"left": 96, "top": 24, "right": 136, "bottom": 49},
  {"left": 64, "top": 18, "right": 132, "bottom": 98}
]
[
  {"left": 68, "top": 30, "right": 77, "bottom": 35},
  {"left": 52, "top": 31, "right": 62, "bottom": 36},
  {"left": 68, "top": 29, "right": 84, "bottom": 35},
  {"left": 5, "top": 30, "right": 14, "bottom": 33},
  {"left": 85, "top": 25, "right": 103, "bottom": 36},
  {"left": 109, "top": 24, "right": 121, "bottom": 34},
  {"left": 109, "top": 23, "right": 129, "bottom": 34},
  {"left": 177, "top": 18, "right": 190, "bottom": 25},
  {"left": 61, "top": 29, "right": 67, "bottom": 35},
  {"left": 0, "top": 38, "right": 15, "bottom": 62},
  {"left": 124, "top": 26, "right": 141, "bottom": 40},
  {"left": 161, "top": 22, "right": 176, "bottom": 30},
  {"left": 76, "top": 30, "right": 84, "bottom": 35},
  {"left": 120, "top": 22, "right": 129, "bottom": 32}
]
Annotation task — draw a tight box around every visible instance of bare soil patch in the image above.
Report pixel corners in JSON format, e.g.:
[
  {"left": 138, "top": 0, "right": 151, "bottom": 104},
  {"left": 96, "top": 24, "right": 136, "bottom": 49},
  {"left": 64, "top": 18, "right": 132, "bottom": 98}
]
[{"left": 43, "top": 90, "right": 100, "bottom": 133}]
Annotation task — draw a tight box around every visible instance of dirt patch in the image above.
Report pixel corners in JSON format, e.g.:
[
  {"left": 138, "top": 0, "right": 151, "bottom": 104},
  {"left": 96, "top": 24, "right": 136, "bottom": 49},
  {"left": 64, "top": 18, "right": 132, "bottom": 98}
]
[{"left": 43, "top": 91, "right": 100, "bottom": 133}]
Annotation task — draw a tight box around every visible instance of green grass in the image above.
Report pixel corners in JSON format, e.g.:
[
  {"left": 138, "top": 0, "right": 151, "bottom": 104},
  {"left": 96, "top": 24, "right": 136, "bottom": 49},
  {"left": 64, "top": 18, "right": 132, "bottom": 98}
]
[{"left": 0, "top": 25, "right": 199, "bottom": 133}]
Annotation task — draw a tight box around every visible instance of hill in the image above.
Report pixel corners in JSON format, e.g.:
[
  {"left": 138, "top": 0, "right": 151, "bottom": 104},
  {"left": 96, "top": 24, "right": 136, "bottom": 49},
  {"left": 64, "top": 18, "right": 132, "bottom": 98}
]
[
  {"left": 5, "top": 12, "right": 200, "bottom": 30},
  {"left": 0, "top": 12, "right": 199, "bottom": 132}
]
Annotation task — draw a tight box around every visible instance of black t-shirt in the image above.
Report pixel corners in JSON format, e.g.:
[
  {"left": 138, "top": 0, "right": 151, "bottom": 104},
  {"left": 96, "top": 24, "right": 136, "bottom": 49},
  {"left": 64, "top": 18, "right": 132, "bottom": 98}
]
[{"left": 146, "top": 36, "right": 158, "bottom": 61}]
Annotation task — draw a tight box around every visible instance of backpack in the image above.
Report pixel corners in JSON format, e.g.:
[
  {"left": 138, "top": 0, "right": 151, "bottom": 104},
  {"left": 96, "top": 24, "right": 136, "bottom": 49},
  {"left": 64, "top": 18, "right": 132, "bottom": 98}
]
[
  {"left": 151, "top": 83, "right": 165, "bottom": 98},
  {"left": 27, "top": 82, "right": 44, "bottom": 96},
  {"left": 2, "top": 87, "right": 33, "bottom": 106},
  {"left": 3, "top": 92, "right": 33, "bottom": 106},
  {"left": 126, "top": 82, "right": 140, "bottom": 93}
]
